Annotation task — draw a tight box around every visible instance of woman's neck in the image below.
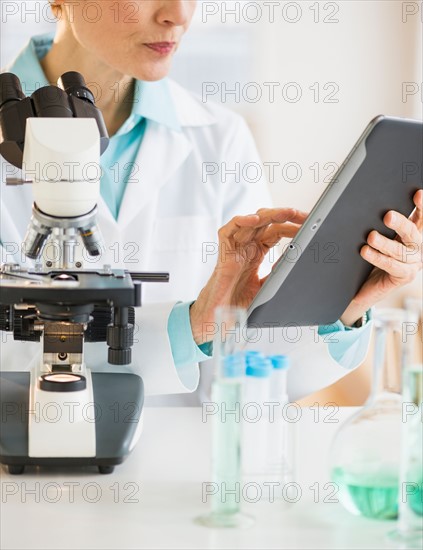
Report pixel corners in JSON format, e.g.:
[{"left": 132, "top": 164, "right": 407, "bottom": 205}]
[{"left": 40, "top": 30, "right": 134, "bottom": 136}]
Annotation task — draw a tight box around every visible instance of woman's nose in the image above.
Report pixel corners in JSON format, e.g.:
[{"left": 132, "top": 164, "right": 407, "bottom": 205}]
[{"left": 155, "top": 0, "right": 194, "bottom": 27}]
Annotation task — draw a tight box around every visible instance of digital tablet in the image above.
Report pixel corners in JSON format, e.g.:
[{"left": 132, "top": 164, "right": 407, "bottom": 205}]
[{"left": 247, "top": 116, "right": 423, "bottom": 327}]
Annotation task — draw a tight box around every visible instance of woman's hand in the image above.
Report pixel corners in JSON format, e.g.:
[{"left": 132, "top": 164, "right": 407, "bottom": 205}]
[
  {"left": 190, "top": 208, "right": 308, "bottom": 345},
  {"left": 341, "top": 189, "right": 423, "bottom": 326}
]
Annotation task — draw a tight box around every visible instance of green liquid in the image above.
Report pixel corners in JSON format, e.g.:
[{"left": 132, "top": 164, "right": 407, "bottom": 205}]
[
  {"left": 408, "top": 483, "right": 423, "bottom": 516},
  {"left": 210, "top": 379, "right": 242, "bottom": 516},
  {"left": 332, "top": 467, "right": 399, "bottom": 519}
]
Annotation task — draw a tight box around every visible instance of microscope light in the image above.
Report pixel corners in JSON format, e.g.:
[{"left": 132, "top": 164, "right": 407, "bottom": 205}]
[
  {"left": 53, "top": 274, "right": 78, "bottom": 281},
  {"left": 39, "top": 373, "right": 87, "bottom": 392}
]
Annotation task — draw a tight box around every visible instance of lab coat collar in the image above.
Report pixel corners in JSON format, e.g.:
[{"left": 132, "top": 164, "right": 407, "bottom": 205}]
[
  {"left": 133, "top": 80, "right": 181, "bottom": 132},
  {"left": 167, "top": 79, "right": 217, "bottom": 127}
]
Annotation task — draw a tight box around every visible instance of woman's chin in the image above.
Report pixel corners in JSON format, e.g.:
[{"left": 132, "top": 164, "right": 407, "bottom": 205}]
[{"left": 130, "top": 59, "right": 173, "bottom": 82}]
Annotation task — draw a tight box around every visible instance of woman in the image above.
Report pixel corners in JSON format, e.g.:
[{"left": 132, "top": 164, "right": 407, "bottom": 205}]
[{"left": 1, "top": 0, "right": 421, "bottom": 401}]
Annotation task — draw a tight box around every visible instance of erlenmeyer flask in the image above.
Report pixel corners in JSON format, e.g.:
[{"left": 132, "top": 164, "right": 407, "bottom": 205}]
[{"left": 330, "top": 308, "right": 405, "bottom": 519}]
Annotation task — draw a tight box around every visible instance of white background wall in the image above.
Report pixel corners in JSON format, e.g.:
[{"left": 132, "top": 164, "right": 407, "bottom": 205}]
[{"left": 251, "top": 0, "right": 422, "bottom": 211}]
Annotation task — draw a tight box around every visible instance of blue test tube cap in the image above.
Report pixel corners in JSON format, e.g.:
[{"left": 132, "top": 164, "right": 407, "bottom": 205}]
[
  {"left": 269, "top": 355, "right": 290, "bottom": 370},
  {"left": 245, "top": 351, "right": 265, "bottom": 366},
  {"left": 246, "top": 358, "right": 272, "bottom": 378},
  {"left": 223, "top": 354, "right": 245, "bottom": 378}
]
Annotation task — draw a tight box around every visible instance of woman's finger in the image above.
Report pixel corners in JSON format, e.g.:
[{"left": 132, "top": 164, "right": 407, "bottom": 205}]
[
  {"left": 232, "top": 224, "right": 262, "bottom": 244},
  {"left": 254, "top": 207, "right": 309, "bottom": 228},
  {"left": 384, "top": 210, "right": 421, "bottom": 245},
  {"left": 361, "top": 244, "right": 419, "bottom": 280},
  {"left": 409, "top": 189, "right": 423, "bottom": 230},
  {"left": 233, "top": 208, "right": 308, "bottom": 243},
  {"left": 367, "top": 230, "right": 422, "bottom": 264},
  {"left": 218, "top": 214, "right": 260, "bottom": 241},
  {"left": 259, "top": 223, "right": 302, "bottom": 246}
]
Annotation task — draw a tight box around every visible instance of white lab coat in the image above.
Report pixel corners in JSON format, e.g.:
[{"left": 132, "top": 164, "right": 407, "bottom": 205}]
[{"left": 0, "top": 79, "right": 371, "bottom": 401}]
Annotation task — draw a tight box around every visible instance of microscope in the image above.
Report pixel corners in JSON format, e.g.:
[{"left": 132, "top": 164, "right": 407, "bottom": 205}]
[{"left": 0, "top": 72, "right": 168, "bottom": 474}]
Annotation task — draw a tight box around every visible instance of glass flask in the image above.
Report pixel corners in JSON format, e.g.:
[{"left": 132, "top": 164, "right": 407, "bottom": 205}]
[
  {"left": 388, "top": 298, "right": 423, "bottom": 548},
  {"left": 330, "top": 308, "right": 405, "bottom": 519},
  {"left": 195, "top": 306, "right": 254, "bottom": 528}
]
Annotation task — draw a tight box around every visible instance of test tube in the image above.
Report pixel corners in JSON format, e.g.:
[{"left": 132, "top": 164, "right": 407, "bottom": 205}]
[
  {"left": 266, "top": 355, "right": 294, "bottom": 494},
  {"left": 195, "top": 307, "right": 254, "bottom": 528},
  {"left": 242, "top": 355, "right": 272, "bottom": 483}
]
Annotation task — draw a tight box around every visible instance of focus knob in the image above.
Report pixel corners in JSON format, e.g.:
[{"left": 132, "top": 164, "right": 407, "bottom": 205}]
[{"left": 108, "top": 348, "right": 132, "bottom": 366}]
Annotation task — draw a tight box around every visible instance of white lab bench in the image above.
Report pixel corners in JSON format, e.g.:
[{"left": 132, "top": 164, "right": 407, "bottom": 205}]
[{"left": 0, "top": 407, "right": 398, "bottom": 550}]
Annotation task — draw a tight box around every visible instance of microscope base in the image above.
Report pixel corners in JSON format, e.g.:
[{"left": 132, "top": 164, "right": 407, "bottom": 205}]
[{"left": 0, "top": 371, "right": 144, "bottom": 475}]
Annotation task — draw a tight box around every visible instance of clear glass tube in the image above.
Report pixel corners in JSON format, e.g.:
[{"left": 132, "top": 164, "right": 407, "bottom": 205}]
[
  {"left": 195, "top": 307, "right": 254, "bottom": 528},
  {"left": 242, "top": 356, "right": 272, "bottom": 485},
  {"left": 388, "top": 299, "right": 423, "bottom": 548},
  {"left": 210, "top": 367, "right": 243, "bottom": 519},
  {"left": 265, "top": 356, "right": 295, "bottom": 499}
]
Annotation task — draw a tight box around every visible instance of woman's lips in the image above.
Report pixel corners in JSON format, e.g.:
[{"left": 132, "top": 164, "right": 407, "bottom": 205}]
[{"left": 144, "top": 42, "right": 176, "bottom": 55}]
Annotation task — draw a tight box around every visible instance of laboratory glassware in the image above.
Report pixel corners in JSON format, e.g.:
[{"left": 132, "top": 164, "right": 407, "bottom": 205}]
[
  {"left": 195, "top": 307, "right": 254, "bottom": 528},
  {"left": 242, "top": 354, "right": 272, "bottom": 488},
  {"left": 388, "top": 298, "right": 422, "bottom": 548},
  {"left": 330, "top": 308, "right": 405, "bottom": 519},
  {"left": 266, "top": 355, "right": 295, "bottom": 499}
]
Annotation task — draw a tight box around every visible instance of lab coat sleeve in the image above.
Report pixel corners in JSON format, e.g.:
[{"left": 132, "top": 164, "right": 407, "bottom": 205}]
[
  {"left": 127, "top": 302, "right": 201, "bottom": 396},
  {"left": 167, "top": 301, "right": 212, "bottom": 366},
  {"left": 285, "top": 324, "right": 373, "bottom": 402},
  {"left": 318, "top": 310, "right": 373, "bottom": 366}
]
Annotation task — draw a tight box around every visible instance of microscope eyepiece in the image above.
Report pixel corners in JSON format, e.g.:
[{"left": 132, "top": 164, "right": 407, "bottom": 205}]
[
  {"left": 0, "top": 73, "right": 25, "bottom": 110},
  {"left": 58, "top": 71, "right": 95, "bottom": 105},
  {"left": 0, "top": 71, "right": 109, "bottom": 169},
  {"left": 31, "top": 86, "right": 74, "bottom": 118}
]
